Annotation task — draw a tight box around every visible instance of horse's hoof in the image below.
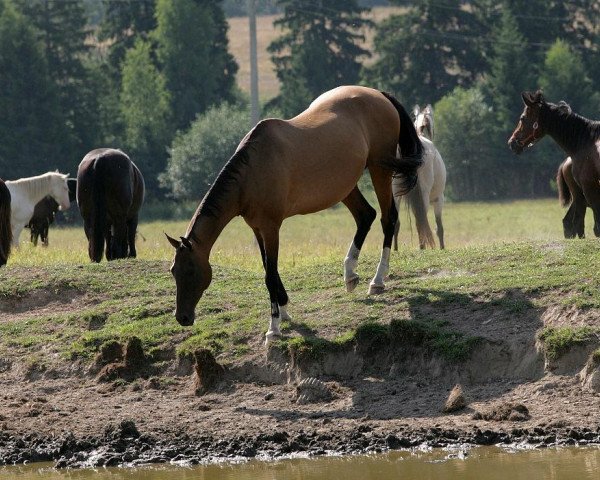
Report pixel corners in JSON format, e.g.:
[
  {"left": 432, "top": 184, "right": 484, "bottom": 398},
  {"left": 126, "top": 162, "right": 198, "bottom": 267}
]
[
  {"left": 264, "top": 331, "right": 282, "bottom": 346},
  {"left": 368, "top": 283, "right": 385, "bottom": 295},
  {"left": 345, "top": 276, "right": 360, "bottom": 292}
]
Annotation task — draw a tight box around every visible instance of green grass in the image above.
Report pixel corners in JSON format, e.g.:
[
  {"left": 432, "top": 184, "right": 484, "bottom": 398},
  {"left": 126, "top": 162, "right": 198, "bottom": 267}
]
[
  {"left": 538, "top": 326, "right": 599, "bottom": 361},
  {"left": 0, "top": 199, "right": 599, "bottom": 366}
]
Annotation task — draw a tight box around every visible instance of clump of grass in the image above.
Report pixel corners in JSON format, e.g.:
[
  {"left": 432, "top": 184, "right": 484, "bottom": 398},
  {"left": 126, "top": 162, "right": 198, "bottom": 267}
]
[{"left": 538, "top": 326, "right": 598, "bottom": 360}]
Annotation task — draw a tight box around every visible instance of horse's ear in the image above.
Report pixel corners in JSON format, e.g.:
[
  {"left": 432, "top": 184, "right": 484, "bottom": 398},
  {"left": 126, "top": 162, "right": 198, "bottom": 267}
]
[
  {"left": 165, "top": 233, "right": 181, "bottom": 249},
  {"left": 413, "top": 105, "right": 420, "bottom": 118},
  {"left": 425, "top": 104, "right": 433, "bottom": 114},
  {"left": 522, "top": 91, "right": 535, "bottom": 106},
  {"left": 557, "top": 101, "right": 572, "bottom": 115},
  {"left": 180, "top": 236, "right": 193, "bottom": 250}
]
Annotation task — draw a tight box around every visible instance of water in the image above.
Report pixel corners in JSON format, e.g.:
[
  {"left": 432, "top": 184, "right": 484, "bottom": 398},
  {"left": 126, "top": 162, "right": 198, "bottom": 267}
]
[{"left": 2, "top": 447, "right": 600, "bottom": 480}]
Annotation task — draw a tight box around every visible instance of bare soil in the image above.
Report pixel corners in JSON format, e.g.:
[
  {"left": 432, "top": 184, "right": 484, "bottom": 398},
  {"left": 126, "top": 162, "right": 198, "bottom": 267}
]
[{"left": 1, "top": 289, "right": 600, "bottom": 466}]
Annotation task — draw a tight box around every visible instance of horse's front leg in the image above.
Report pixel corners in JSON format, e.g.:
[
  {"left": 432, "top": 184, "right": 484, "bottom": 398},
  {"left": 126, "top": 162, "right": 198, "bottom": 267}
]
[{"left": 257, "top": 225, "right": 288, "bottom": 345}]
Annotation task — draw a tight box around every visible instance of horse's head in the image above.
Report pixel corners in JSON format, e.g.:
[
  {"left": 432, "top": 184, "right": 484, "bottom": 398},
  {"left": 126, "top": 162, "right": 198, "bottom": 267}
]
[
  {"left": 508, "top": 90, "right": 553, "bottom": 154},
  {"left": 414, "top": 104, "right": 434, "bottom": 140},
  {"left": 50, "top": 173, "right": 71, "bottom": 210},
  {"left": 166, "top": 234, "right": 212, "bottom": 326}
]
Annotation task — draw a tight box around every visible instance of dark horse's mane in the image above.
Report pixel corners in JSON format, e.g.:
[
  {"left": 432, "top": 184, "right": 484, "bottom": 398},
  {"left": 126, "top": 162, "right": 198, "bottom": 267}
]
[
  {"left": 195, "top": 124, "right": 266, "bottom": 220},
  {"left": 542, "top": 102, "right": 600, "bottom": 152}
]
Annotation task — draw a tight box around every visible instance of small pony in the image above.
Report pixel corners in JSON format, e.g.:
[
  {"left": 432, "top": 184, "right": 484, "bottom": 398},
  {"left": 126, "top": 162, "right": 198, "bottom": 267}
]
[
  {"left": 509, "top": 91, "right": 600, "bottom": 238},
  {"left": 167, "top": 85, "right": 423, "bottom": 344},
  {"left": 6, "top": 172, "right": 70, "bottom": 246},
  {"left": 393, "top": 104, "right": 447, "bottom": 250},
  {"left": 0, "top": 179, "right": 11, "bottom": 266},
  {"left": 77, "top": 148, "right": 145, "bottom": 262}
]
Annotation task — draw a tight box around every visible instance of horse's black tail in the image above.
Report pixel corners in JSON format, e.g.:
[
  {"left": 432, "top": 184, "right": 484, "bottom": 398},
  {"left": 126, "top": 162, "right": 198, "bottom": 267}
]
[
  {"left": 380, "top": 91, "right": 423, "bottom": 196},
  {"left": 0, "top": 180, "right": 12, "bottom": 267},
  {"left": 557, "top": 160, "right": 571, "bottom": 208},
  {"left": 90, "top": 159, "right": 107, "bottom": 263}
]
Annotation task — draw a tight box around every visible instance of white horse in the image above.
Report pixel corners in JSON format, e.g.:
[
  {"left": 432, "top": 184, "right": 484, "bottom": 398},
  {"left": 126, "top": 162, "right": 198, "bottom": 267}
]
[
  {"left": 393, "top": 104, "right": 447, "bottom": 249},
  {"left": 6, "top": 172, "right": 70, "bottom": 246}
]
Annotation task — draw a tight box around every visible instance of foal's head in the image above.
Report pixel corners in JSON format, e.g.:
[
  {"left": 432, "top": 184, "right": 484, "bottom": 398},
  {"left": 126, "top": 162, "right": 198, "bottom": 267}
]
[
  {"left": 508, "top": 90, "right": 572, "bottom": 154},
  {"left": 166, "top": 234, "right": 212, "bottom": 326},
  {"left": 414, "top": 104, "right": 434, "bottom": 140}
]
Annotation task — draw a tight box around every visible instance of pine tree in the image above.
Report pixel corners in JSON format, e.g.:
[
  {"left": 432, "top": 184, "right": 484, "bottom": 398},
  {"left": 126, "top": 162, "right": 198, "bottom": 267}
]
[
  {"left": 0, "top": 0, "right": 67, "bottom": 177},
  {"left": 120, "top": 40, "right": 171, "bottom": 195},
  {"left": 364, "top": 0, "right": 485, "bottom": 106},
  {"left": 16, "top": 0, "right": 99, "bottom": 158},
  {"left": 154, "top": 0, "right": 238, "bottom": 132},
  {"left": 269, "top": 0, "right": 372, "bottom": 117},
  {"left": 98, "top": 0, "right": 157, "bottom": 79}
]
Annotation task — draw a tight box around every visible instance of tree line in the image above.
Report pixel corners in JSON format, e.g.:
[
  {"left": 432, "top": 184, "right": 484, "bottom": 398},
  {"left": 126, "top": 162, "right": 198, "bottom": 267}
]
[{"left": 1, "top": 0, "right": 598, "bottom": 203}]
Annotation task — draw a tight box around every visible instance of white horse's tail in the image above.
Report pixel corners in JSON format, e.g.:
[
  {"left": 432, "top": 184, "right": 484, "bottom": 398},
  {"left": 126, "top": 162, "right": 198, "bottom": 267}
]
[{"left": 405, "top": 180, "right": 435, "bottom": 249}]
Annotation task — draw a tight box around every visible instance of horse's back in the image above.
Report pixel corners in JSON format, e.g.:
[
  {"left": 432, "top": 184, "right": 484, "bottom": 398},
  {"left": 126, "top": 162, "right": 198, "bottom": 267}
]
[{"left": 77, "top": 149, "right": 143, "bottom": 218}]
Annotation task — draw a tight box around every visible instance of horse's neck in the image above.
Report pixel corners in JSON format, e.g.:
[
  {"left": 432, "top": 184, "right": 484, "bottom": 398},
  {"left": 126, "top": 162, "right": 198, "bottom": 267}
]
[
  {"left": 545, "top": 112, "right": 598, "bottom": 156},
  {"left": 11, "top": 176, "right": 52, "bottom": 204},
  {"left": 186, "top": 204, "right": 239, "bottom": 255}
]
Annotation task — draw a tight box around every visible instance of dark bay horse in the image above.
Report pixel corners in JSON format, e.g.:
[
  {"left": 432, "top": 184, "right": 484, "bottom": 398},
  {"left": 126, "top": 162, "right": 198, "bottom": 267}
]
[
  {"left": 27, "top": 196, "right": 59, "bottom": 246},
  {"left": 0, "top": 179, "right": 11, "bottom": 266},
  {"left": 167, "top": 85, "right": 423, "bottom": 344},
  {"left": 508, "top": 91, "right": 600, "bottom": 237},
  {"left": 77, "top": 149, "right": 145, "bottom": 262}
]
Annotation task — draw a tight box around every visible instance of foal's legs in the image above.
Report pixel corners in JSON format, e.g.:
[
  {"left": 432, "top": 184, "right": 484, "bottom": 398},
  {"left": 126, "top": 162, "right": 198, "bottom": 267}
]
[
  {"left": 369, "top": 169, "right": 398, "bottom": 294},
  {"left": 342, "top": 187, "right": 377, "bottom": 292},
  {"left": 254, "top": 224, "right": 288, "bottom": 344}
]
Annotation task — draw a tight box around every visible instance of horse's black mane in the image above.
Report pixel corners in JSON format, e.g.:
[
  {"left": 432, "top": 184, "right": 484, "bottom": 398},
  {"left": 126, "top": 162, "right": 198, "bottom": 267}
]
[{"left": 542, "top": 102, "right": 600, "bottom": 152}]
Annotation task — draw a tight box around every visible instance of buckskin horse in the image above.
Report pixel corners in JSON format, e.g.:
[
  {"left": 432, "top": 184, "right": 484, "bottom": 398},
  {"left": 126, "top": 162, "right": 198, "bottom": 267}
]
[
  {"left": 166, "top": 85, "right": 423, "bottom": 344},
  {"left": 0, "top": 179, "right": 11, "bottom": 266},
  {"left": 508, "top": 91, "right": 600, "bottom": 238},
  {"left": 77, "top": 148, "right": 145, "bottom": 262},
  {"left": 393, "top": 104, "right": 447, "bottom": 250}
]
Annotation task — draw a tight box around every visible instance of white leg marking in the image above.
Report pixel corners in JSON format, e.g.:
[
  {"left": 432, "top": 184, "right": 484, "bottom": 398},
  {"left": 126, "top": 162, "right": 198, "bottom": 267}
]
[
  {"left": 369, "top": 247, "right": 391, "bottom": 295},
  {"left": 265, "top": 302, "right": 282, "bottom": 346},
  {"left": 344, "top": 241, "right": 360, "bottom": 292}
]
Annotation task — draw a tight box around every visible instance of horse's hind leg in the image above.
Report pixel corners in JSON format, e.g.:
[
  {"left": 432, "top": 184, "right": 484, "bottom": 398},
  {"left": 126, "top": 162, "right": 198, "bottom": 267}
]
[
  {"left": 126, "top": 215, "right": 139, "bottom": 258},
  {"left": 562, "top": 204, "right": 577, "bottom": 238},
  {"left": 392, "top": 196, "right": 401, "bottom": 251},
  {"left": 368, "top": 169, "right": 397, "bottom": 295},
  {"left": 433, "top": 196, "right": 445, "bottom": 249},
  {"left": 342, "top": 187, "right": 377, "bottom": 292}
]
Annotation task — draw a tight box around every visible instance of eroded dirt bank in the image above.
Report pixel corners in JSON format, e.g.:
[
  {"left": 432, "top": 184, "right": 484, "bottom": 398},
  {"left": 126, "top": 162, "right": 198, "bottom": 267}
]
[{"left": 1, "top": 301, "right": 600, "bottom": 468}]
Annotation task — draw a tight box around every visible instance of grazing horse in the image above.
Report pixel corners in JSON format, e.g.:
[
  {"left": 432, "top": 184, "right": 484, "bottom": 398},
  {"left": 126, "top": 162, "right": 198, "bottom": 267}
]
[
  {"left": 509, "top": 90, "right": 600, "bottom": 237},
  {"left": 0, "top": 179, "right": 11, "bottom": 266},
  {"left": 77, "top": 148, "right": 144, "bottom": 262},
  {"left": 26, "top": 196, "right": 59, "bottom": 246},
  {"left": 556, "top": 157, "right": 587, "bottom": 238},
  {"left": 166, "top": 85, "right": 423, "bottom": 343},
  {"left": 6, "top": 172, "right": 70, "bottom": 246},
  {"left": 393, "top": 104, "right": 447, "bottom": 250}
]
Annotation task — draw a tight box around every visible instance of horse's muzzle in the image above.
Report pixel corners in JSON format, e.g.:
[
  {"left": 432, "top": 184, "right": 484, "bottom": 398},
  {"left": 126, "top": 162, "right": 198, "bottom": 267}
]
[
  {"left": 175, "top": 311, "right": 195, "bottom": 327},
  {"left": 508, "top": 138, "right": 524, "bottom": 154}
]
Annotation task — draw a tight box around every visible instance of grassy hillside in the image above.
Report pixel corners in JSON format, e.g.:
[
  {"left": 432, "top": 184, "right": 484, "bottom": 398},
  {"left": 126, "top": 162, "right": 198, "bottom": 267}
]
[
  {"left": 0, "top": 199, "right": 598, "bottom": 367},
  {"left": 227, "top": 6, "right": 404, "bottom": 101}
]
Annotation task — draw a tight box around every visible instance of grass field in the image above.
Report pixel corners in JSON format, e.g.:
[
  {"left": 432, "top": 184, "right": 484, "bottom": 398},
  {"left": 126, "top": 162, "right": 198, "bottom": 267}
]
[{"left": 1, "top": 199, "right": 599, "bottom": 366}]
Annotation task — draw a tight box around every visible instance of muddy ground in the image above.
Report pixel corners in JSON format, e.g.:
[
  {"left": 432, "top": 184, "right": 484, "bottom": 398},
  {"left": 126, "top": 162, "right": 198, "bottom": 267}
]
[{"left": 1, "top": 294, "right": 600, "bottom": 467}]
